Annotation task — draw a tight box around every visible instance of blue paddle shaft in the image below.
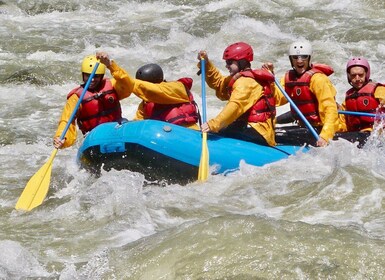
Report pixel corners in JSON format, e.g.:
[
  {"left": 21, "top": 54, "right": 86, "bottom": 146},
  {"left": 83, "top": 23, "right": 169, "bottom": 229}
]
[
  {"left": 338, "top": 110, "right": 381, "bottom": 118},
  {"left": 274, "top": 78, "right": 319, "bottom": 140},
  {"left": 201, "top": 58, "right": 207, "bottom": 123},
  {"left": 59, "top": 62, "right": 100, "bottom": 140}
]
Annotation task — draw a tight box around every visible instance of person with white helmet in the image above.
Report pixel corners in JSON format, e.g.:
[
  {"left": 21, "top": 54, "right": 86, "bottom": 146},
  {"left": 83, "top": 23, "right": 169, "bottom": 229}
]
[
  {"left": 263, "top": 41, "right": 339, "bottom": 147},
  {"left": 339, "top": 57, "right": 385, "bottom": 132},
  {"left": 53, "top": 53, "right": 129, "bottom": 149},
  {"left": 197, "top": 42, "right": 285, "bottom": 146}
]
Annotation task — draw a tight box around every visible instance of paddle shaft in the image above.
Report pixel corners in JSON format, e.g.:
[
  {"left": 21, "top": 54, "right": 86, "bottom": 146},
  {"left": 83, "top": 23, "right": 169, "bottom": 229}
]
[
  {"left": 201, "top": 59, "right": 207, "bottom": 123},
  {"left": 15, "top": 62, "right": 100, "bottom": 211},
  {"left": 274, "top": 78, "right": 320, "bottom": 140},
  {"left": 338, "top": 110, "right": 384, "bottom": 118},
  {"left": 198, "top": 57, "right": 209, "bottom": 181},
  {"left": 59, "top": 62, "right": 100, "bottom": 140}
]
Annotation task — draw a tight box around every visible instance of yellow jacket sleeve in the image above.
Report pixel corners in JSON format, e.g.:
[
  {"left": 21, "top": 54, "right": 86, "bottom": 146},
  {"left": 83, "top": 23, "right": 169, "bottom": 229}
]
[
  {"left": 375, "top": 85, "right": 385, "bottom": 100},
  {"left": 54, "top": 94, "right": 79, "bottom": 148},
  {"left": 108, "top": 60, "right": 134, "bottom": 100},
  {"left": 336, "top": 102, "right": 348, "bottom": 132},
  {"left": 309, "top": 73, "right": 339, "bottom": 141},
  {"left": 109, "top": 60, "right": 190, "bottom": 104},
  {"left": 274, "top": 77, "right": 289, "bottom": 106},
  {"left": 198, "top": 60, "right": 232, "bottom": 101},
  {"left": 208, "top": 77, "right": 263, "bottom": 132},
  {"left": 133, "top": 80, "right": 191, "bottom": 104}
]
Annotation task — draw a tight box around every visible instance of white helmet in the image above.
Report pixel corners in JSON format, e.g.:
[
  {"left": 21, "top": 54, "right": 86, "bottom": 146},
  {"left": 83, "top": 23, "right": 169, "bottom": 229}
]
[{"left": 288, "top": 41, "right": 312, "bottom": 56}]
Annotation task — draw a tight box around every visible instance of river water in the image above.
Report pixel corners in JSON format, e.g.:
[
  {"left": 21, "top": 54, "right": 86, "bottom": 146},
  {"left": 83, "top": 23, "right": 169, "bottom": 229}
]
[{"left": 1, "top": 0, "right": 385, "bottom": 279}]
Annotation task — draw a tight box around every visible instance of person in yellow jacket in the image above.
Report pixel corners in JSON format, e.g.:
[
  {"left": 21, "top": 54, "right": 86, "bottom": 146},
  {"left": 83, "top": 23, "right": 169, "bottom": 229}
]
[
  {"left": 53, "top": 53, "right": 130, "bottom": 149},
  {"left": 97, "top": 52, "right": 199, "bottom": 130},
  {"left": 197, "top": 42, "right": 286, "bottom": 146},
  {"left": 263, "top": 41, "right": 339, "bottom": 147}
]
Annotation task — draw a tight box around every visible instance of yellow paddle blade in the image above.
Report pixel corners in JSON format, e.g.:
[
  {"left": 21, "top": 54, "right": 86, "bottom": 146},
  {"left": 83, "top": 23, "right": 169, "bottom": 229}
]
[
  {"left": 198, "top": 132, "right": 209, "bottom": 182},
  {"left": 15, "top": 149, "right": 58, "bottom": 211}
]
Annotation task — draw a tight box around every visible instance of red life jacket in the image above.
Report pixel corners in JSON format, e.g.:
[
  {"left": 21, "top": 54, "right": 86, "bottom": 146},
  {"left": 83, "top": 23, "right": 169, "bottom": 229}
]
[
  {"left": 345, "top": 82, "right": 382, "bottom": 131},
  {"left": 227, "top": 69, "right": 276, "bottom": 123},
  {"left": 67, "top": 79, "right": 122, "bottom": 134},
  {"left": 142, "top": 77, "right": 199, "bottom": 126},
  {"left": 284, "top": 64, "right": 334, "bottom": 124}
]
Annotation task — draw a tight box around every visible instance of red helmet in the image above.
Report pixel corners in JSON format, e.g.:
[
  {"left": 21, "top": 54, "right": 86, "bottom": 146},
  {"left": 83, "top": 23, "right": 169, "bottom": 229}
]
[
  {"left": 222, "top": 42, "right": 253, "bottom": 62},
  {"left": 346, "top": 57, "right": 370, "bottom": 82}
]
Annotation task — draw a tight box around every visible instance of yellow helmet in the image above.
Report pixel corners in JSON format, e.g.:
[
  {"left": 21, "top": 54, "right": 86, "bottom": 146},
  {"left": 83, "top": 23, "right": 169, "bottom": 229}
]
[{"left": 81, "top": 55, "right": 105, "bottom": 75}]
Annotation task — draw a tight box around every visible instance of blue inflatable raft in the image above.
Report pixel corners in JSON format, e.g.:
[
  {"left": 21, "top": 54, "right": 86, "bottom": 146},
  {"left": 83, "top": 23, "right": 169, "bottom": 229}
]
[{"left": 77, "top": 120, "right": 309, "bottom": 184}]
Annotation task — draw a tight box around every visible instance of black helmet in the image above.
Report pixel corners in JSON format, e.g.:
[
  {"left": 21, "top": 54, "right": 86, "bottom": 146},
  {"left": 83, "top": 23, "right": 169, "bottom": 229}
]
[{"left": 135, "top": 63, "right": 164, "bottom": 83}]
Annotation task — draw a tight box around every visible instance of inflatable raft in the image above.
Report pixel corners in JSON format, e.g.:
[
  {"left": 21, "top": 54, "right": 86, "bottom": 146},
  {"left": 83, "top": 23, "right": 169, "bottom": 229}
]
[{"left": 77, "top": 120, "right": 309, "bottom": 184}]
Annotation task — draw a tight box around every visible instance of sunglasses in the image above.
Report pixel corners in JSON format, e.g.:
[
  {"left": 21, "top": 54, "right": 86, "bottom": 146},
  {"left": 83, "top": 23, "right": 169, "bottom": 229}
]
[{"left": 291, "top": 55, "right": 309, "bottom": 60}]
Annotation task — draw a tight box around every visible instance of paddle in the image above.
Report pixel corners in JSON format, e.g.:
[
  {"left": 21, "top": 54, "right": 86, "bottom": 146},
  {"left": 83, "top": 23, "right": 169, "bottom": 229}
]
[
  {"left": 15, "top": 62, "right": 100, "bottom": 211},
  {"left": 274, "top": 78, "right": 320, "bottom": 141},
  {"left": 338, "top": 110, "right": 385, "bottom": 118},
  {"left": 198, "top": 57, "right": 209, "bottom": 181}
]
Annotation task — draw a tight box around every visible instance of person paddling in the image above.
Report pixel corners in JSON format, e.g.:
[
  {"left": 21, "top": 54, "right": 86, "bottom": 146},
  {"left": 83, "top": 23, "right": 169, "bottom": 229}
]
[
  {"left": 53, "top": 54, "right": 128, "bottom": 149},
  {"left": 263, "top": 41, "right": 339, "bottom": 147},
  {"left": 197, "top": 42, "right": 285, "bottom": 146}
]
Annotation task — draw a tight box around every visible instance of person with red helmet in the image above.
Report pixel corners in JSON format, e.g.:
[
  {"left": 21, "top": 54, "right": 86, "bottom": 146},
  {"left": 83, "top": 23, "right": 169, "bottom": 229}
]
[
  {"left": 197, "top": 42, "right": 285, "bottom": 146},
  {"left": 339, "top": 57, "right": 385, "bottom": 132},
  {"left": 263, "top": 41, "right": 339, "bottom": 147}
]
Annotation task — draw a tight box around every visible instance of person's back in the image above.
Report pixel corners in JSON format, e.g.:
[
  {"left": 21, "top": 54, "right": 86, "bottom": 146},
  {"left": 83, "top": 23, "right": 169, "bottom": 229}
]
[{"left": 133, "top": 63, "right": 199, "bottom": 130}]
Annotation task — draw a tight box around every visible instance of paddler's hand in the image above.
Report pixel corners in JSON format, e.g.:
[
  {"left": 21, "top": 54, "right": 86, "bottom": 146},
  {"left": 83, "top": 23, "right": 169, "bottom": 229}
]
[
  {"left": 53, "top": 137, "right": 65, "bottom": 149},
  {"left": 96, "top": 51, "right": 112, "bottom": 68},
  {"left": 262, "top": 62, "right": 274, "bottom": 74},
  {"left": 316, "top": 137, "right": 328, "bottom": 147},
  {"left": 201, "top": 122, "right": 211, "bottom": 133},
  {"left": 197, "top": 50, "right": 209, "bottom": 62}
]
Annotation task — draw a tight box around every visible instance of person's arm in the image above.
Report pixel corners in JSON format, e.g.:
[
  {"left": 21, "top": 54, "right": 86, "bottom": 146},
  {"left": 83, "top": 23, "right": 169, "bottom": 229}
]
[
  {"left": 204, "top": 60, "right": 232, "bottom": 101},
  {"left": 273, "top": 76, "right": 289, "bottom": 106},
  {"left": 374, "top": 85, "right": 385, "bottom": 102},
  {"left": 107, "top": 60, "right": 135, "bottom": 100},
  {"left": 337, "top": 101, "right": 348, "bottom": 132},
  {"left": 96, "top": 52, "right": 134, "bottom": 100},
  {"left": 132, "top": 80, "right": 190, "bottom": 104},
  {"left": 207, "top": 78, "right": 262, "bottom": 132},
  {"left": 53, "top": 94, "right": 79, "bottom": 148},
  {"left": 310, "top": 73, "right": 339, "bottom": 141},
  {"left": 196, "top": 51, "right": 232, "bottom": 101}
]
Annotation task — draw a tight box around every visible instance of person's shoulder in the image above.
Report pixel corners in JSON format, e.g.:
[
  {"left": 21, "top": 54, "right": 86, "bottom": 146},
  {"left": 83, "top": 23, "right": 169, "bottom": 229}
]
[
  {"left": 311, "top": 71, "right": 331, "bottom": 81},
  {"left": 237, "top": 75, "right": 259, "bottom": 85}
]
